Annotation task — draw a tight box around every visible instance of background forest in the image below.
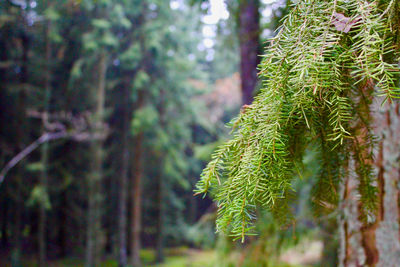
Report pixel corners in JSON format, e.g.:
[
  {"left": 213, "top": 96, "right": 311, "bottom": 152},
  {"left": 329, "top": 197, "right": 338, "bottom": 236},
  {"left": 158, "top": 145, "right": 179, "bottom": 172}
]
[{"left": 2, "top": 0, "right": 399, "bottom": 266}]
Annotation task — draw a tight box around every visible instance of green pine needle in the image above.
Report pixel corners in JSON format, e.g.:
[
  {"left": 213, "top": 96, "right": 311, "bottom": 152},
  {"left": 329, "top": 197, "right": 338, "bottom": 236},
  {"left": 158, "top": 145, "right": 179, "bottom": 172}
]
[{"left": 195, "top": 0, "right": 400, "bottom": 241}]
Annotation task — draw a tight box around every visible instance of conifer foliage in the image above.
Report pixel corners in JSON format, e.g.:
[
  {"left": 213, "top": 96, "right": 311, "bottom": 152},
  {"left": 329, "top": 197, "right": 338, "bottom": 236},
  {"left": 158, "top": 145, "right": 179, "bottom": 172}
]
[{"left": 195, "top": 0, "right": 400, "bottom": 241}]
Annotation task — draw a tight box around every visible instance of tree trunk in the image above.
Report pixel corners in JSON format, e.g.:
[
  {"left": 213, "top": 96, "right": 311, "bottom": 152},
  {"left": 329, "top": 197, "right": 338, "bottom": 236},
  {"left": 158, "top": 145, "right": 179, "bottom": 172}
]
[
  {"left": 38, "top": 15, "right": 52, "bottom": 266},
  {"left": 0, "top": 24, "right": 9, "bottom": 253},
  {"left": 130, "top": 91, "right": 144, "bottom": 267},
  {"left": 239, "top": 0, "right": 260, "bottom": 105},
  {"left": 130, "top": 5, "right": 147, "bottom": 264},
  {"left": 38, "top": 141, "right": 48, "bottom": 267},
  {"left": 11, "top": 30, "right": 30, "bottom": 267},
  {"left": 155, "top": 165, "right": 165, "bottom": 263},
  {"left": 1, "top": 197, "right": 8, "bottom": 249},
  {"left": 11, "top": 185, "right": 22, "bottom": 267},
  {"left": 155, "top": 89, "right": 166, "bottom": 263},
  {"left": 85, "top": 52, "right": 107, "bottom": 267},
  {"left": 58, "top": 190, "right": 67, "bottom": 258},
  {"left": 339, "top": 99, "right": 400, "bottom": 266},
  {"left": 118, "top": 83, "right": 131, "bottom": 267}
]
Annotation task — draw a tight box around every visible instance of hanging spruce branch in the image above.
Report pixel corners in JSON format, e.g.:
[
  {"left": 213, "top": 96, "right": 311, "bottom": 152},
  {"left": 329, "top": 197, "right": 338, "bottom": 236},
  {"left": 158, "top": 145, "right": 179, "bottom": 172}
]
[{"left": 195, "top": 0, "right": 400, "bottom": 241}]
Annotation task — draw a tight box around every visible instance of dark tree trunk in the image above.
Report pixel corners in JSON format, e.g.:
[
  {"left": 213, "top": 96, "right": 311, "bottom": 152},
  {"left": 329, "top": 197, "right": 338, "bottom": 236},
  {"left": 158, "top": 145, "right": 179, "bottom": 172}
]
[
  {"left": 155, "top": 167, "right": 165, "bottom": 263},
  {"left": 130, "top": 91, "right": 144, "bottom": 267},
  {"left": 239, "top": 0, "right": 260, "bottom": 105},
  {"left": 38, "top": 14, "right": 52, "bottom": 266},
  {"left": 118, "top": 82, "right": 132, "bottom": 267},
  {"left": 130, "top": 5, "right": 147, "bottom": 264},
  {"left": 58, "top": 190, "right": 67, "bottom": 258},
  {"left": 85, "top": 52, "right": 107, "bottom": 267},
  {"left": 0, "top": 25, "right": 9, "bottom": 253},
  {"left": 155, "top": 89, "right": 166, "bottom": 263},
  {"left": 38, "top": 149, "right": 48, "bottom": 266},
  {"left": 12, "top": 186, "right": 22, "bottom": 267},
  {"left": 11, "top": 30, "right": 30, "bottom": 266},
  {"left": 1, "top": 198, "right": 8, "bottom": 248},
  {"left": 38, "top": 130, "right": 48, "bottom": 267}
]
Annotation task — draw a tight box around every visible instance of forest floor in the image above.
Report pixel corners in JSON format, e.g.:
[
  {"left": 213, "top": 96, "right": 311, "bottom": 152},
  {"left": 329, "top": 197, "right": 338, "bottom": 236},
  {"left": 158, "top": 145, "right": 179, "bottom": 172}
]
[
  {"left": 0, "top": 241, "right": 322, "bottom": 266},
  {"left": 150, "top": 241, "right": 322, "bottom": 267}
]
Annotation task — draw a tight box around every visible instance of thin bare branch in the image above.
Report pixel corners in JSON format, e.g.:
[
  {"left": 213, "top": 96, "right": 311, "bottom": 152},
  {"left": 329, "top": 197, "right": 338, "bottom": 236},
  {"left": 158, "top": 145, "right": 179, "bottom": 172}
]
[{"left": 0, "top": 131, "right": 67, "bottom": 185}]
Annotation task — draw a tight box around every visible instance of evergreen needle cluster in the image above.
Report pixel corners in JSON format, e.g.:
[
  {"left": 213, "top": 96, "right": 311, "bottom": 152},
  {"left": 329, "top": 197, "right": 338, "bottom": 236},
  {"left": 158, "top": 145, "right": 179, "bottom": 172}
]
[{"left": 195, "top": 0, "right": 400, "bottom": 241}]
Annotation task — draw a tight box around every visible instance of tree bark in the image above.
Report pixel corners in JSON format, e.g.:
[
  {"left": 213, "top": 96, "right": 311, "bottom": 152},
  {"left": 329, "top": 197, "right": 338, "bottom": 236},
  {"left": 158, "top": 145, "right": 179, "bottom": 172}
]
[
  {"left": 339, "top": 99, "right": 400, "bottom": 266},
  {"left": 85, "top": 52, "right": 107, "bottom": 267},
  {"left": 239, "top": 0, "right": 260, "bottom": 105}
]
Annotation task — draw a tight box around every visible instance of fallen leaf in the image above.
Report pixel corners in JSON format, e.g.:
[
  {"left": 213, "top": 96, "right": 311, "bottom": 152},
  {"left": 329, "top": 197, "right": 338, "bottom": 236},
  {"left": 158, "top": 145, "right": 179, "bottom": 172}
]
[{"left": 332, "top": 12, "right": 360, "bottom": 33}]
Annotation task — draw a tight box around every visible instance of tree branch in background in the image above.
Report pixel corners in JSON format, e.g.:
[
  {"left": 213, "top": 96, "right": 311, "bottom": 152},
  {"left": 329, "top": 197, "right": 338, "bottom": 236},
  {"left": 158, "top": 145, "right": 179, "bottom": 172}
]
[
  {"left": 0, "top": 111, "right": 108, "bottom": 186},
  {"left": 0, "top": 132, "right": 65, "bottom": 185}
]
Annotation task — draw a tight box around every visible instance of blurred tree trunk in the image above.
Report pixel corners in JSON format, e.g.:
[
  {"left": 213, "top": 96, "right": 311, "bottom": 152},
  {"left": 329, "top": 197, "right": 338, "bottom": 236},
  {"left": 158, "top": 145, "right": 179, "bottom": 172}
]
[
  {"left": 11, "top": 30, "right": 30, "bottom": 267},
  {"left": 1, "top": 198, "right": 8, "bottom": 249},
  {"left": 339, "top": 98, "right": 400, "bottom": 266},
  {"left": 130, "top": 91, "right": 144, "bottom": 267},
  {"left": 58, "top": 190, "right": 67, "bottom": 258},
  {"left": 38, "top": 131, "right": 48, "bottom": 267},
  {"left": 155, "top": 163, "right": 165, "bottom": 263},
  {"left": 155, "top": 89, "right": 166, "bottom": 263},
  {"left": 239, "top": 0, "right": 260, "bottom": 105},
  {"left": 118, "top": 79, "right": 132, "bottom": 267},
  {"left": 85, "top": 51, "right": 107, "bottom": 267},
  {"left": 0, "top": 20, "right": 9, "bottom": 252},
  {"left": 38, "top": 14, "right": 52, "bottom": 266},
  {"left": 130, "top": 5, "right": 147, "bottom": 265},
  {"left": 12, "top": 190, "right": 22, "bottom": 267}
]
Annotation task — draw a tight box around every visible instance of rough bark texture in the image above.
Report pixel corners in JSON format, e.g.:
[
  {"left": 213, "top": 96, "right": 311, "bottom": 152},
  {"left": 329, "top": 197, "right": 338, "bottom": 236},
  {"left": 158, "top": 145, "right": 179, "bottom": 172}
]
[
  {"left": 339, "top": 99, "right": 400, "bottom": 267},
  {"left": 374, "top": 101, "right": 400, "bottom": 266},
  {"left": 85, "top": 52, "right": 107, "bottom": 267},
  {"left": 239, "top": 0, "right": 260, "bottom": 105}
]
